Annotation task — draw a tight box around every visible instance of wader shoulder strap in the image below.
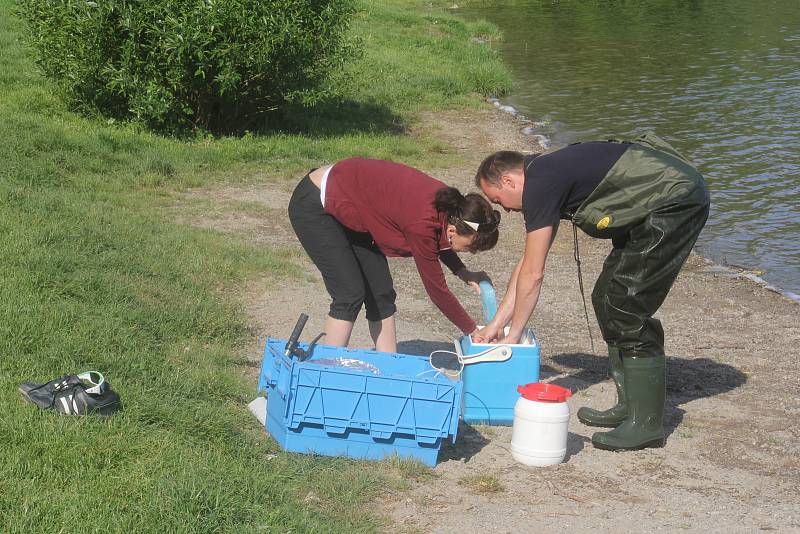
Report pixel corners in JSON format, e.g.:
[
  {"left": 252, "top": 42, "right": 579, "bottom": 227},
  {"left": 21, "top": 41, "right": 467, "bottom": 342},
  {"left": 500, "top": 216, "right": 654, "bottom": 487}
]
[
  {"left": 570, "top": 132, "right": 692, "bottom": 165},
  {"left": 630, "top": 131, "right": 694, "bottom": 166}
]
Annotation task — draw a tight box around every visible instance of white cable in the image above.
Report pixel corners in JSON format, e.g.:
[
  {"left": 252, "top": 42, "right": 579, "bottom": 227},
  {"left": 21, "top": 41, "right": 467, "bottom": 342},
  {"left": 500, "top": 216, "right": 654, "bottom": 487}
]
[{"left": 423, "top": 345, "right": 506, "bottom": 379}]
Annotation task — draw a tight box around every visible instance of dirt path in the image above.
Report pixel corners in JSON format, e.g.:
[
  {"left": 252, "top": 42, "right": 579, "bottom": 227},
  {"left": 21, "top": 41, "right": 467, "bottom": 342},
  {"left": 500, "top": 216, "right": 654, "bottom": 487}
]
[{"left": 176, "top": 108, "right": 799, "bottom": 533}]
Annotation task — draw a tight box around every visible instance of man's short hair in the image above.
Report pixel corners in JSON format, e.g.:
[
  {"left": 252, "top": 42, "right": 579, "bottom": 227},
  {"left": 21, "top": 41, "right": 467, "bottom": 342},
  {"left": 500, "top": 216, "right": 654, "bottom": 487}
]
[{"left": 475, "top": 151, "right": 525, "bottom": 187}]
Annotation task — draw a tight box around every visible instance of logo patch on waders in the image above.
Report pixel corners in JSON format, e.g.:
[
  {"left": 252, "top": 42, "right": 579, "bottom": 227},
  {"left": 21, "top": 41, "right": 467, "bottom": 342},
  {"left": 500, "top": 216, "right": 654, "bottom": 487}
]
[{"left": 596, "top": 216, "right": 612, "bottom": 230}]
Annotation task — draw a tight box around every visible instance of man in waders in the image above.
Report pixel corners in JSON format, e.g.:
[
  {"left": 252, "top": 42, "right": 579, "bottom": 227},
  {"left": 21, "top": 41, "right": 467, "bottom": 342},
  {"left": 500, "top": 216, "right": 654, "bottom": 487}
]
[{"left": 474, "top": 133, "right": 710, "bottom": 451}]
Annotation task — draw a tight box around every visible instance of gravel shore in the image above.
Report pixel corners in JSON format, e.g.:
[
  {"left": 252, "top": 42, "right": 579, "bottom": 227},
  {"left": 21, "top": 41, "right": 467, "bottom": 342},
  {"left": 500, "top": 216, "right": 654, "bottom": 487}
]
[{"left": 181, "top": 106, "right": 800, "bottom": 533}]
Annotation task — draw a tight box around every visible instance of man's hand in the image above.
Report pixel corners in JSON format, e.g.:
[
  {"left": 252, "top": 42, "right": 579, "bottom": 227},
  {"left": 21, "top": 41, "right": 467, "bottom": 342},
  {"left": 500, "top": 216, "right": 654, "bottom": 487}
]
[
  {"left": 456, "top": 268, "right": 492, "bottom": 295},
  {"left": 496, "top": 331, "right": 522, "bottom": 345},
  {"left": 473, "top": 323, "right": 501, "bottom": 343}
]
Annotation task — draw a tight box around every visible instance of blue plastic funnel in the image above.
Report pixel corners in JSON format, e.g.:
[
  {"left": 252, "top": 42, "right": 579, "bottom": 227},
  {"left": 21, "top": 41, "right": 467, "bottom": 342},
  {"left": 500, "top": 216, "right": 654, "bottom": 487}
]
[{"left": 479, "top": 281, "right": 497, "bottom": 323}]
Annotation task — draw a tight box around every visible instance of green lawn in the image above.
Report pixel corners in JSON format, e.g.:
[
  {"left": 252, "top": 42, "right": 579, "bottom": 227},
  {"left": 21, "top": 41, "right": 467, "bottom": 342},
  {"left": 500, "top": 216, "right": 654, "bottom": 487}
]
[{"left": 0, "top": 1, "right": 510, "bottom": 531}]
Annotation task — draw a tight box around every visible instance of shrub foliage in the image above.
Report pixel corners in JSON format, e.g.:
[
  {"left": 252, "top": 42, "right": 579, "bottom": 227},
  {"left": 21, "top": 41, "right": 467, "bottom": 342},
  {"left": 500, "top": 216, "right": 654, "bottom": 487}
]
[{"left": 18, "top": 0, "right": 358, "bottom": 133}]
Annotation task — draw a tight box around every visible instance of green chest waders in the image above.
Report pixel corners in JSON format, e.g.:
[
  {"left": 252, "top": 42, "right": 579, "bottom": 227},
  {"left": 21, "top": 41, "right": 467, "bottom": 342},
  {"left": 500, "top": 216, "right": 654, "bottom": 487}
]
[{"left": 570, "top": 132, "right": 710, "bottom": 450}]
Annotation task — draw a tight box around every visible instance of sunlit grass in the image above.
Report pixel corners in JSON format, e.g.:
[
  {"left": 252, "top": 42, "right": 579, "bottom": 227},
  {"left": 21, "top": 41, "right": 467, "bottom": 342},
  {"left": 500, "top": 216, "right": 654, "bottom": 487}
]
[{"left": 0, "top": 0, "right": 510, "bottom": 530}]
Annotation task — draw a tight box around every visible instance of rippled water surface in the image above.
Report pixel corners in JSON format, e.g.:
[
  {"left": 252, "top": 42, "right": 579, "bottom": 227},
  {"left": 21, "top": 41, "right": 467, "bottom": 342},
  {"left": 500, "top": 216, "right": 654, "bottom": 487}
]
[{"left": 461, "top": 0, "right": 800, "bottom": 295}]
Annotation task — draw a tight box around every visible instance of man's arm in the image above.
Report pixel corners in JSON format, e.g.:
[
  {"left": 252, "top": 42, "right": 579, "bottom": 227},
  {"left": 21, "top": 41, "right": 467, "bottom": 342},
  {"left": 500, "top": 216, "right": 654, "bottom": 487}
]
[
  {"left": 474, "top": 224, "right": 556, "bottom": 343},
  {"left": 501, "top": 224, "right": 554, "bottom": 343}
]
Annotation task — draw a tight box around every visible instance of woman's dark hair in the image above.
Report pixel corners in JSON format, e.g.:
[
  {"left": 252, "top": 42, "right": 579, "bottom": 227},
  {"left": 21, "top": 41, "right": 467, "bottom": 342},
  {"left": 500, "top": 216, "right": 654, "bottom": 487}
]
[{"left": 434, "top": 187, "right": 501, "bottom": 252}]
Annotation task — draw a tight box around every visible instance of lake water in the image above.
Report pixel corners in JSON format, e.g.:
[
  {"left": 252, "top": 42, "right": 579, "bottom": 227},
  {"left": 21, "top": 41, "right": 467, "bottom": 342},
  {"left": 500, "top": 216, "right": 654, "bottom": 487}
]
[{"left": 460, "top": 0, "right": 800, "bottom": 297}]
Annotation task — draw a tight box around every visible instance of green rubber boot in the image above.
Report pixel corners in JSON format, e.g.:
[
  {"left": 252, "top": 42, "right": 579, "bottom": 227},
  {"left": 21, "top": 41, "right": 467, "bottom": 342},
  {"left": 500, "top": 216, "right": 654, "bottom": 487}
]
[
  {"left": 592, "top": 354, "right": 666, "bottom": 451},
  {"left": 577, "top": 347, "right": 627, "bottom": 427}
]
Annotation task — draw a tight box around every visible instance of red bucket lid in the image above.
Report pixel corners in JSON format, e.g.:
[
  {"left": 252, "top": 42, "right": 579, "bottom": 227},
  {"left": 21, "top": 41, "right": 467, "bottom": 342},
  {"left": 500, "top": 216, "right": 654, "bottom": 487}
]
[{"left": 517, "top": 382, "right": 572, "bottom": 403}]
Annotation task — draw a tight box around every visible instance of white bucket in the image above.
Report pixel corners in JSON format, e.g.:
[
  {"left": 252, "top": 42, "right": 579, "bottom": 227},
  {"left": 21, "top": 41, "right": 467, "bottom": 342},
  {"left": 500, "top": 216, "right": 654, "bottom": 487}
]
[{"left": 511, "top": 383, "right": 572, "bottom": 467}]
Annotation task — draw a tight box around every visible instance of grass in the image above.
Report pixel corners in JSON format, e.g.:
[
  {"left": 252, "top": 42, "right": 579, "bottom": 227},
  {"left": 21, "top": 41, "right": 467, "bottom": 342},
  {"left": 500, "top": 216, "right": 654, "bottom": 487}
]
[
  {"left": 382, "top": 457, "right": 438, "bottom": 491},
  {"left": 0, "top": 0, "right": 510, "bottom": 531},
  {"left": 457, "top": 474, "right": 505, "bottom": 494}
]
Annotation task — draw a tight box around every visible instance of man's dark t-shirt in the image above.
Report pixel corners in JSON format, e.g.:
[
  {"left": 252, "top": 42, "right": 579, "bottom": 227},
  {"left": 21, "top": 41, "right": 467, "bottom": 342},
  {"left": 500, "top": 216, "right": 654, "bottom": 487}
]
[{"left": 522, "top": 141, "right": 630, "bottom": 232}]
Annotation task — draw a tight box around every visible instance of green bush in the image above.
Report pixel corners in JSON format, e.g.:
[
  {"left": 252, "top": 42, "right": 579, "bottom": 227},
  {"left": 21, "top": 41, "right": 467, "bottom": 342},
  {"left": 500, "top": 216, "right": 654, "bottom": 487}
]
[{"left": 17, "top": 0, "right": 358, "bottom": 133}]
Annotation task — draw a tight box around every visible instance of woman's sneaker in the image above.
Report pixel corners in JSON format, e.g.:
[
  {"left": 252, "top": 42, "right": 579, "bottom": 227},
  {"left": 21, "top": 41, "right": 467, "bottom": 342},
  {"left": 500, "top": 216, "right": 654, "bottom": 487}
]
[{"left": 19, "top": 371, "right": 121, "bottom": 416}]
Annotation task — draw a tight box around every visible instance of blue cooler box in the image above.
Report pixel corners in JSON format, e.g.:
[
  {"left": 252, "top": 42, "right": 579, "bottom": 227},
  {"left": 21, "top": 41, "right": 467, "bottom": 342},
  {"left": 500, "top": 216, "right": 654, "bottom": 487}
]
[
  {"left": 459, "top": 329, "right": 540, "bottom": 425},
  {"left": 257, "top": 338, "right": 462, "bottom": 466}
]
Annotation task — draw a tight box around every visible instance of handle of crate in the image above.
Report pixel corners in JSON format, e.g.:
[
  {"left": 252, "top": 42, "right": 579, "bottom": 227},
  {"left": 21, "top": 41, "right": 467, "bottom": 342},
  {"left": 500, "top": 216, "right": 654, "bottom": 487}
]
[
  {"left": 276, "top": 362, "right": 291, "bottom": 401},
  {"left": 285, "top": 313, "right": 309, "bottom": 358}
]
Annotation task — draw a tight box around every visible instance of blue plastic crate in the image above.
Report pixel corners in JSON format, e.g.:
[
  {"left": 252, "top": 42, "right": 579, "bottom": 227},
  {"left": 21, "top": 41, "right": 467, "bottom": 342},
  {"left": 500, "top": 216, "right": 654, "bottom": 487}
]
[
  {"left": 257, "top": 338, "right": 462, "bottom": 466},
  {"left": 459, "top": 329, "right": 540, "bottom": 425}
]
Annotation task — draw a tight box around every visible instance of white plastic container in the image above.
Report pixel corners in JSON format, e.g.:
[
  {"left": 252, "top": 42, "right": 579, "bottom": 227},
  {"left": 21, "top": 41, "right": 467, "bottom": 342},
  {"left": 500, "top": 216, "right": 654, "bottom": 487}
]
[{"left": 511, "top": 382, "right": 572, "bottom": 466}]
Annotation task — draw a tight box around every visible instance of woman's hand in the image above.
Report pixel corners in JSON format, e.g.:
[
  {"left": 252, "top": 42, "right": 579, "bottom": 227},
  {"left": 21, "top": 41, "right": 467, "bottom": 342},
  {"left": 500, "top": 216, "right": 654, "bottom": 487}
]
[
  {"left": 456, "top": 268, "right": 492, "bottom": 295},
  {"left": 472, "top": 323, "right": 500, "bottom": 344}
]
